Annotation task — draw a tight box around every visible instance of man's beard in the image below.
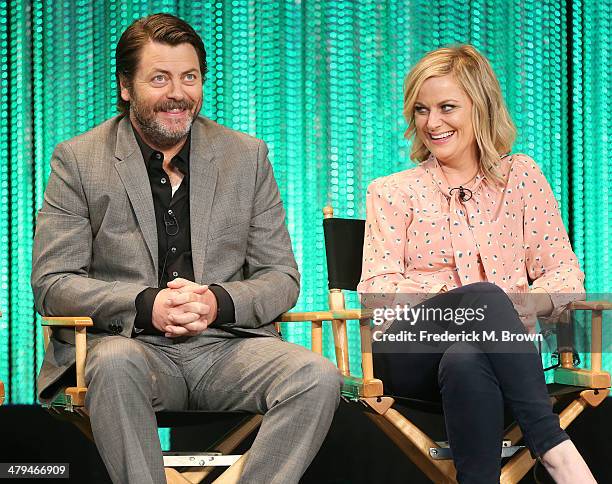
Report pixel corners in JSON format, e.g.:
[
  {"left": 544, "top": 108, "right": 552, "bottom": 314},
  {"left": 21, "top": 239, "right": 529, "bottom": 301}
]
[{"left": 129, "top": 92, "right": 200, "bottom": 149}]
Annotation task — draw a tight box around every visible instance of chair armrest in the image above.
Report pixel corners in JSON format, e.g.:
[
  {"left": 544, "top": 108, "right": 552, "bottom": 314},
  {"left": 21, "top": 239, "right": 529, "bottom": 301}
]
[
  {"left": 568, "top": 301, "right": 612, "bottom": 311},
  {"left": 42, "top": 317, "right": 91, "bottom": 389},
  {"left": 279, "top": 311, "right": 334, "bottom": 322},
  {"left": 280, "top": 308, "right": 378, "bottom": 389},
  {"left": 278, "top": 309, "right": 372, "bottom": 363},
  {"left": 42, "top": 317, "right": 93, "bottom": 327},
  {"left": 279, "top": 309, "right": 372, "bottom": 323},
  {"left": 277, "top": 312, "right": 329, "bottom": 355},
  {"left": 334, "top": 308, "right": 372, "bottom": 320}
]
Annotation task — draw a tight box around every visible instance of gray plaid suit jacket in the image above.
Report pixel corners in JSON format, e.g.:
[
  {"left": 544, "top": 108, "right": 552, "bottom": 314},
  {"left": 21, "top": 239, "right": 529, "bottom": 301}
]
[{"left": 32, "top": 115, "right": 300, "bottom": 403}]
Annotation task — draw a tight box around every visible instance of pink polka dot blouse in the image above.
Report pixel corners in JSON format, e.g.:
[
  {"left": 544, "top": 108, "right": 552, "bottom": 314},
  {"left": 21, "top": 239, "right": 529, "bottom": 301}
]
[{"left": 357, "top": 153, "right": 585, "bottom": 322}]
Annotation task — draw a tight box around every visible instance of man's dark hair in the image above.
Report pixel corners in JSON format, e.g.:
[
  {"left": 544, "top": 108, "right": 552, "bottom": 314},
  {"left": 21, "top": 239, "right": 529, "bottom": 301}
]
[{"left": 115, "top": 13, "right": 208, "bottom": 114}]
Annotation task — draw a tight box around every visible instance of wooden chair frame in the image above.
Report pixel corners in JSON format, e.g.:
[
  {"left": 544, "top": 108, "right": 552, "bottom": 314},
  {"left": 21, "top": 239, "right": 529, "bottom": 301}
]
[
  {"left": 286, "top": 206, "right": 611, "bottom": 484},
  {"left": 41, "top": 315, "right": 342, "bottom": 484}
]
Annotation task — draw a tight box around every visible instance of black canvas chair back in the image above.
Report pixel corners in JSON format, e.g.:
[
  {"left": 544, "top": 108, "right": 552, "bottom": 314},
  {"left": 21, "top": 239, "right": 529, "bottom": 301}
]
[
  {"left": 323, "top": 217, "right": 365, "bottom": 291},
  {"left": 323, "top": 210, "right": 444, "bottom": 413}
]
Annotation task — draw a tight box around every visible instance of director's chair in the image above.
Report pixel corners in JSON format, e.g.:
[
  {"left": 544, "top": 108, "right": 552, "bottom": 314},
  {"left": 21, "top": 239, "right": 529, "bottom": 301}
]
[
  {"left": 304, "top": 205, "right": 611, "bottom": 484},
  {"left": 41, "top": 309, "right": 348, "bottom": 484}
]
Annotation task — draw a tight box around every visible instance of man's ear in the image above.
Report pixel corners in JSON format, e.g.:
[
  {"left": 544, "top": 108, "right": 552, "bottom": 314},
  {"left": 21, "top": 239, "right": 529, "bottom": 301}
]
[{"left": 119, "top": 76, "right": 131, "bottom": 102}]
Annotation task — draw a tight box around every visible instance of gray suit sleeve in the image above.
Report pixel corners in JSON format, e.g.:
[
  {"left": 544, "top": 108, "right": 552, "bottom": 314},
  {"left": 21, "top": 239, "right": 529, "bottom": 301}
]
[
  {"left": 215, "top": 140, "right": 300, "bottom": 328},
  {"left": 31, "top": 143, "right": 147, "bottom": 336}
]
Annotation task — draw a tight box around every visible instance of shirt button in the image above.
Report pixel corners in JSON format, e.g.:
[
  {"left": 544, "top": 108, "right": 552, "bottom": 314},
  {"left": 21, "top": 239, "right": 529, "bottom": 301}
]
[
  {"left": 154, "top": 153, "right": 162, "bottom": 160},
  {"left": 172, "top": 271, "right": 179, "bottom": 278},
  {"left": 171, "top": 247, "right": 177, "bottom": 253},
  {"left": 168, "top": 209, "right": 173, "bottom": 215},
  {"left": 161, "top": 177, "right": 166, "bottom": 184}
]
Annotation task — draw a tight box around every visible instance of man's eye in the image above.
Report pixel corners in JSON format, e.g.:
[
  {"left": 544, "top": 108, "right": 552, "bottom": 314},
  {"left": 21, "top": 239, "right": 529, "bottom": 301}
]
[
  {"left": 152, "top": 75, "right": 166, "bottom": 83},
  {"left": 185, "top": 73, "right": 197, "bottom": 81}
]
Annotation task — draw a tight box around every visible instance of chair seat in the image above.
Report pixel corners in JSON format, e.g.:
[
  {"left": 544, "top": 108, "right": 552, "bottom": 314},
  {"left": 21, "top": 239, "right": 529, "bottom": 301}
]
[
  {"left": 47, "top": 390, "right": 251, "bottom": 428},
  {"left": 386, "top": 383, "right": 586, "bottom": 416},
  {"left": 546, "top": 383, "right": 590, "bottom": 397},
  {"left": 390, "top": 396, "right": 443, "bottom": 414},
  {"left": 155, "top": 410, "right": 250, "bottom": 427}
]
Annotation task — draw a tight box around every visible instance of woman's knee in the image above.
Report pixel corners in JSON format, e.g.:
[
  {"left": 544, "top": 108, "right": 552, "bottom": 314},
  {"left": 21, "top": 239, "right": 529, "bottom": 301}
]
[
  {"left": 461, "top": 281, "right": 505, "bottom": 296},
  {"left": 460, "top": 282, "right": 516, "bottom": 318},
  {"left": 438, "top": 343, "right": 492, "bottom": 387}
]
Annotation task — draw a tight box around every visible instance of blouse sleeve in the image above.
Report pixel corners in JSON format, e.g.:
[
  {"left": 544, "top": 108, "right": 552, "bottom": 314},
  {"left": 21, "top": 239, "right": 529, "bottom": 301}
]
[
  {"left": 520, "top": 155, "right": 585, "bottom": 322},
  {"left": 357, "top": 177, "right": 445, "bottom": 303}
]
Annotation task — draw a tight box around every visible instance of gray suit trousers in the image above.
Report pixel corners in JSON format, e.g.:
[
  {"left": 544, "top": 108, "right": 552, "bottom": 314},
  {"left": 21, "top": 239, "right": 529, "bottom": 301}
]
[{"left": 84, "top": 333, "right": 342, "bottom": 484}]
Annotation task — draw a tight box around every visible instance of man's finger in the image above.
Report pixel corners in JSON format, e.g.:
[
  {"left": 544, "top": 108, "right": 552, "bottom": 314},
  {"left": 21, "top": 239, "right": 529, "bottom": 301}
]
[
  {"left": 171, "top": 302, "right": 210, "bottom": 316},
  {"left": 166, "top": 292, "right": 199, "bottom": 306},
  {"left": 175, "top": 284, "right": 208, "bottom": 294},
  {"left": 166, "top": 277, "right": 193, "bottom": 288},
  {"left": 164, "top": 325, "right": 193, "bottom": 338},
  {"left": 182, "top": 320, "right": 208, "bottom": 333},
  {"left": 168, "top": 311, "right": 201, "bottom": 325},
  {"left": 168, "top": 280, "right": 209, "bottom": 294},
  {"left": 164, "top": 322, "right": 206, "bottom": 338}
]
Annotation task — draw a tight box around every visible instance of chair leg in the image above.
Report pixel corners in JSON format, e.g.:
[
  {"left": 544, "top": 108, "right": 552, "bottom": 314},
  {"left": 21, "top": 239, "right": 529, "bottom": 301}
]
[
  {"left": 212, "top": 451, "right": 250, "bottom": 484},
  {"left": 175, "top": 415, "right": 262, "bottom": 484},
  {"left": 165, "top": 467, "right": 194, "bottom": 484},
  {"left": 558, "top": 389, "right": 607, "bottom": 429},
  {"left": 364, "top": 408, "right": 457, "bottom": 484},
  {"left": 500, "top": 447, "right": 535, "bottom": 484}
]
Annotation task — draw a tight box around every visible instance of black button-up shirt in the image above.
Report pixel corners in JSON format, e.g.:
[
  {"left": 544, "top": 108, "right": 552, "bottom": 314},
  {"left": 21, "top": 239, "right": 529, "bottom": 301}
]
[
  {"left": 136, "top": 129, "right": 193, "bottom": 286},
  {"left": 132, "top": 125, "right": 234, "bottom": 334}
]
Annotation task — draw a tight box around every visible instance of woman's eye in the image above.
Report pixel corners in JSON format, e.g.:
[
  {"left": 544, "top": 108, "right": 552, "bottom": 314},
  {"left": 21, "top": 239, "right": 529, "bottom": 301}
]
[
  {"left": 441, "top": 104, "right": 455, "bottom": 112},
  {"left": 415, "top": 106, "right": 427, "bottom": 114}
]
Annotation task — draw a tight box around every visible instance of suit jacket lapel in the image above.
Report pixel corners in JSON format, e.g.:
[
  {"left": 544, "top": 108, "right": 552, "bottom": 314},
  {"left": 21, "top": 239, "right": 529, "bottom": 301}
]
[
  {"left": 189, "top": 119, "right": 218, "bottom": 284},
  {"left": 114, "top": 117, "right": 159, "bottom": 275}
]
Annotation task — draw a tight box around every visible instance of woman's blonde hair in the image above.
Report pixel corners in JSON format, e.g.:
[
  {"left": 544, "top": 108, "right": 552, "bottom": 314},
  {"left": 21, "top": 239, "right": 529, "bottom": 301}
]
[{"left": 403, "top": 44, "right": 516, "bottom": 185}]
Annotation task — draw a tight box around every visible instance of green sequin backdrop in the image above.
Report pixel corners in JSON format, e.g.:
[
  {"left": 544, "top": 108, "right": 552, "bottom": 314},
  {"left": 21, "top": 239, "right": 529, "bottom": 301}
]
[{"left": 0, "top": 0, "right": 610, "bottom": 450}]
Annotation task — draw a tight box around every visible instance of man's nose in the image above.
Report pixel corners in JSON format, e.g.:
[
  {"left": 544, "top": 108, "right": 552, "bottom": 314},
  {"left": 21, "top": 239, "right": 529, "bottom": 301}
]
[{"left": 166, "top": 81, "right": 185, "bottom": 101}]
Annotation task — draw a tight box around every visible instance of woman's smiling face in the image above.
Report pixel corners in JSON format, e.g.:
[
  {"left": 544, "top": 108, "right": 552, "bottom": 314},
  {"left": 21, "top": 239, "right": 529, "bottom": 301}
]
[{"left": 414, "top": 74, "right": 478, "bottom": 167}]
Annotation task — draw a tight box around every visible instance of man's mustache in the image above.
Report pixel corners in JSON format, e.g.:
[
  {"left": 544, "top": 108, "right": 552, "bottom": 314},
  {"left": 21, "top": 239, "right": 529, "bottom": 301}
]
[{"left": 154, "top": 100, "right": 194, "bottom": 112}]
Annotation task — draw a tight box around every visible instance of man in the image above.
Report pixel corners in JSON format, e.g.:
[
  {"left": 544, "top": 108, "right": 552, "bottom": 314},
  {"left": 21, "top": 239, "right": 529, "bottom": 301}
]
[{"left": 32, "top": 13, "right": 341, "bottom": 484}]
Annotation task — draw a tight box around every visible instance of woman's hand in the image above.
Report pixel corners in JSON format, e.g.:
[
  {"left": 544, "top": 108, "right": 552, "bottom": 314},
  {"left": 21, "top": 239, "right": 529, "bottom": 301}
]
[
  {"left": 530, "top": 286, "right": 554, "bottom": 317},
  {"left": 511, "top": 294, "right": 538, "bottom": 334},
  {"left": 509, "top": 286, "right": 554, "bottom": 334}
]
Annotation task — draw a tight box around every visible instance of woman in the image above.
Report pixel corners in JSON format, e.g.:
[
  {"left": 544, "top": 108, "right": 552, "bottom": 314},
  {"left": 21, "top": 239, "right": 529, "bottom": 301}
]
[{"left": 358, "top": 45, "right": 595, "bottom": 483}]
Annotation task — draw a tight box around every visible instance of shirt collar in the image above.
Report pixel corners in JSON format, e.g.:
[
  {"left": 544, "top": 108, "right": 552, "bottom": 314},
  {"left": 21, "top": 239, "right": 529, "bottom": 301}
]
[
  {"left": 131, "top": 122, "right": 190, "bottom": 177},
  {"left": 422, "top": 155, "right": 485, "bottom": 200}
]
